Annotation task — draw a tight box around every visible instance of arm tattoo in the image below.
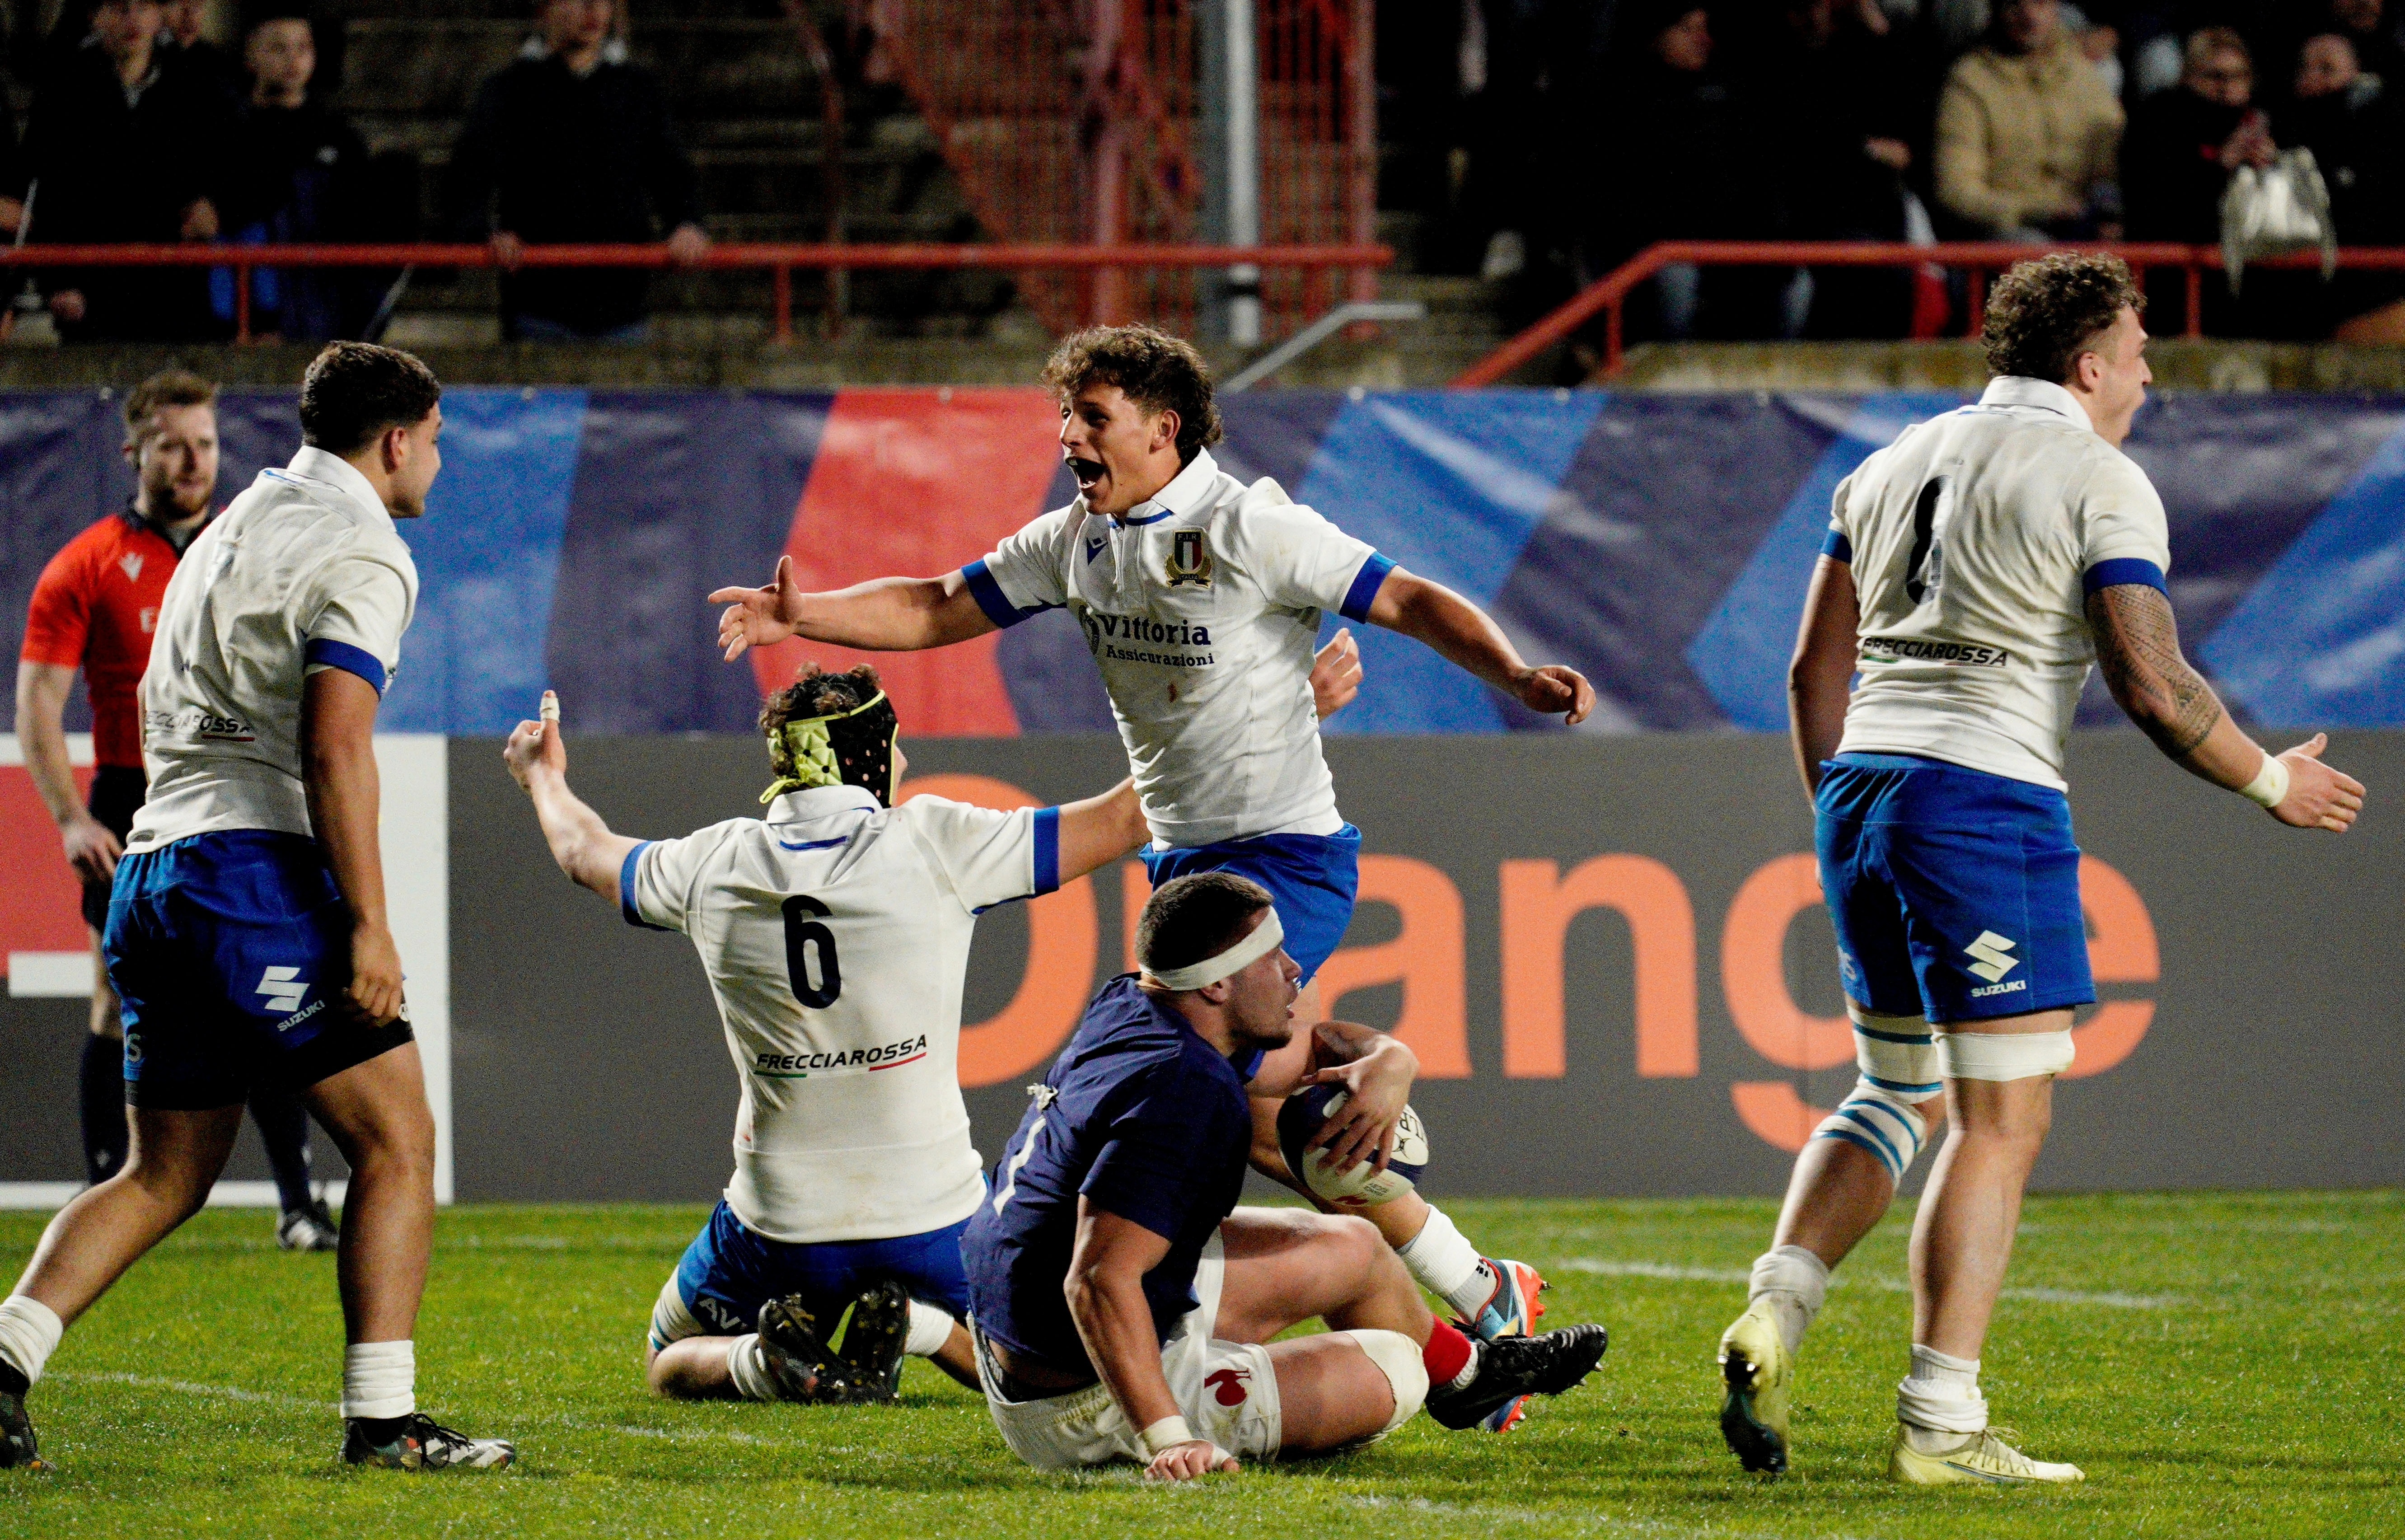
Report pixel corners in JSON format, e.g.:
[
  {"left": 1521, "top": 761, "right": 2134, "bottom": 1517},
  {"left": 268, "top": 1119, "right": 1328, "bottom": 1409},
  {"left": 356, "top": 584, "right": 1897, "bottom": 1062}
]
[{"left": 2087, "top": 584, "right": 2223, "bottom": 757}]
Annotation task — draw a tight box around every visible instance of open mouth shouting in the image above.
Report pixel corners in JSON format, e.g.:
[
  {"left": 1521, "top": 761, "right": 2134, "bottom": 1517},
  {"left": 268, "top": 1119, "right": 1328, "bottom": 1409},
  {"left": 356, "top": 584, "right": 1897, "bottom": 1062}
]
[{"left": 1066, "top": 456, "right": 1108, "bottom": 496}]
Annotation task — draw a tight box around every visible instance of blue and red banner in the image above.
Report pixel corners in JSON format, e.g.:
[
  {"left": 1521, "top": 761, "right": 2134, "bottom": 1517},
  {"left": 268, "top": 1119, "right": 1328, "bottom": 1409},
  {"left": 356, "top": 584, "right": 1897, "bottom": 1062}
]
[{"left": 4, "top": 386, "right": 2401, "bottom": 736}]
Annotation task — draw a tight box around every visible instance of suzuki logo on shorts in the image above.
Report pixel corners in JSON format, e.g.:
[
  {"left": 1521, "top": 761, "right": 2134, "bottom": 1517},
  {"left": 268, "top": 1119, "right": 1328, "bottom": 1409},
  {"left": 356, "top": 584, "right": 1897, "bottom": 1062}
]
[
  {"left": 255, "top": 966, "right": 309, "bottom": 1014},
  {"left": 1964, "top": 931, "right": 2020, "bottom": 983},
  {"left": 1204, "top": 1366, "right": 1250, "bottom": 1407}
]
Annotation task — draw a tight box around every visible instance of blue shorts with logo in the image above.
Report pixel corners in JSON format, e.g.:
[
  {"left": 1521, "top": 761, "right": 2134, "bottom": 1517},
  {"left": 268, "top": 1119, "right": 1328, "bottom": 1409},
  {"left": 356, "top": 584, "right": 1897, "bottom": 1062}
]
[
  {"left": 655, "top": 1200, "right": 973, "bottom": 1349},
  {"left": 1140, "top": 823, "right": 1361, "bottom": 984},
  {"left": 103, "top": 830, "right": 413, "bottom": 1109},
  {"left": 1815, "top": 753, "right": 2095, "bottom": 1024}
]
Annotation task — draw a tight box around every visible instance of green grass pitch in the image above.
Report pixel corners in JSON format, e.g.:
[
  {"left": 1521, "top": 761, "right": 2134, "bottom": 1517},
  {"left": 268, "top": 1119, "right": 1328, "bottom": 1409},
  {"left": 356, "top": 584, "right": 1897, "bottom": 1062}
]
[{"left": 3, "top": 1191, "right": 2400, "bottom": 1539}]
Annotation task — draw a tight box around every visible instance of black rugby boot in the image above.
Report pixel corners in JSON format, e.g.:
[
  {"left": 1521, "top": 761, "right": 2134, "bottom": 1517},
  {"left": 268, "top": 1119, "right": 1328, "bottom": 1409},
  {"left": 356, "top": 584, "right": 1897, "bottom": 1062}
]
[
  {"left": 757, "top": 1296, "right": 855, "bottom": 1403},
  {"left": 340, "top": 1411, "right": 515, "bottom": 1469},
  {"left": 838, "top": 1281, "right": 911, "bottom": 1404},
  {"left": 1427, "top": 1322, "right": 1610, "bottom": 1431},
  {"left": 0, "top": 1381, "right": 43, "bottom": 1471}
]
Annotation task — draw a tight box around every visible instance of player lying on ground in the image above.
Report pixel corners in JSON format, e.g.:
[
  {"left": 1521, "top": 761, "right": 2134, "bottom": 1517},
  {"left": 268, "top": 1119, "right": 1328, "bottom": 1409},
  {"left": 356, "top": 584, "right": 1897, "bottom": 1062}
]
[
  {"left": 501, "top": 648, "right": 1352, "bottom": 1405},
  {"left": 711, "top": 326, "right": 1587, "bottom": 1422},
  {"left": 964, "top": 871, "right": 1610, "bottom": 1479},
  {"left": 13, "top": 368, "right": 336, "bottom": 1251},
  {"left": 0, "top": 343, "right": 514, "bottom": 1473},
  {"left": 1715, "top": 253, "right": 2366, "bottom": 1487}
]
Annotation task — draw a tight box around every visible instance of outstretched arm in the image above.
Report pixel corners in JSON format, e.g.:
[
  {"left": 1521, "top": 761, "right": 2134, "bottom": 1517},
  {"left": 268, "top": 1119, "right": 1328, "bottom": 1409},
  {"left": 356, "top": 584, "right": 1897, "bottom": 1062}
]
[
  {"left": 502, "top": 695, "right": 642, "bottom": 899},
  {"left": 710, "top": 556, "right": 997, "bottom": 660},
  {"left": 2086, "top": 583, "right": 2363, "bottom": 831},
  {"left": 1363, "top": 567, "right": 1594, "bottom": 725},
  {"left": 1788, "top": 555, "right": 1860, "bottom": 799}
]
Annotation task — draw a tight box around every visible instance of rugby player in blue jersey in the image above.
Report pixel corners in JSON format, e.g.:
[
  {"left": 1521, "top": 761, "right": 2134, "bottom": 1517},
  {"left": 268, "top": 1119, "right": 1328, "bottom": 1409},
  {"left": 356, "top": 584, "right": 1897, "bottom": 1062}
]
[
  {"left": 711, "top": 328, "right": 1594, "bottom": 1416},
  {"left": 962, "top": 871, "right": 1608, "bottom": 1478}
]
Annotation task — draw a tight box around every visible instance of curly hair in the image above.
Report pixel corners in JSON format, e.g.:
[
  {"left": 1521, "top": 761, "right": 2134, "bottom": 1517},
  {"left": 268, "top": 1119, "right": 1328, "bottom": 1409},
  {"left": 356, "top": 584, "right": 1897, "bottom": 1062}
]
[
  {"left": 758, "top": 663, "right": 883, "bottom": 774},
  {"left": 1982, "top": 253, "right": 2144, "bottom": 386},
  {"left": 299, "top": 342, "right": 442, "bottom": 455},
  {"left": 1040, "top": 323, "right": 1224, "bottom": 462}
]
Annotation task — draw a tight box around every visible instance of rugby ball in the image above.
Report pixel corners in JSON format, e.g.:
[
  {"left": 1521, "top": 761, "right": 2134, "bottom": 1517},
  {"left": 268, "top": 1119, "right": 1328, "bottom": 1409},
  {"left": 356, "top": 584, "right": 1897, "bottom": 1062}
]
[{"left": 1275, "top": 1084, "right": 1429, "bottom": 1208}]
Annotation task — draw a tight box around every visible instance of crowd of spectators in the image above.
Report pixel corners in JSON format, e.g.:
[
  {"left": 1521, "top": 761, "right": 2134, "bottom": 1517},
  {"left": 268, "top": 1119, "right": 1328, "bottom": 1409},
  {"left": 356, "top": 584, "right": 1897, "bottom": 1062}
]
[
  {"left": 1394, "top": 0, "right": 2405, "bottom": 342},
  {"left": 0, "top": 0, "right": 702, "bottom": 345}
]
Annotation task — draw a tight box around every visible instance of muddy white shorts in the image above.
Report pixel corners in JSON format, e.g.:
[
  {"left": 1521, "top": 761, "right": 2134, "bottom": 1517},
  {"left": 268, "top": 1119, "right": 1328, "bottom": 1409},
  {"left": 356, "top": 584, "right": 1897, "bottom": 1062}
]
[{"left": 975, "top": 1232, "right": 1282, "bottom": 1470}]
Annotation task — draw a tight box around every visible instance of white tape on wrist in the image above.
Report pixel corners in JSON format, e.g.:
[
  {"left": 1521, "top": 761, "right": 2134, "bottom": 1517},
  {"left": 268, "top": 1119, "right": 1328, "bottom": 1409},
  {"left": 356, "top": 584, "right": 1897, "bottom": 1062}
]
[
  {"left": 1137, "top": 1415, "right": 1196, "bottom": 1456},
  {"left": 1143, "top": 908, "right": 1284, "bottom": 992},
  {"left": 2240, "top": 751, "right": 2290, "bottom": 809}
]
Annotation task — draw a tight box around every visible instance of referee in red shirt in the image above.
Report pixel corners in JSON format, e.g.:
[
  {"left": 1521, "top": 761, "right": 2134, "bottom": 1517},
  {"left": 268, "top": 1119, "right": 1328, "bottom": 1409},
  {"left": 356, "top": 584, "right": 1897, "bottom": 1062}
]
[{"left": 13, "top": 370, "right": 337, "bottom": 1250}]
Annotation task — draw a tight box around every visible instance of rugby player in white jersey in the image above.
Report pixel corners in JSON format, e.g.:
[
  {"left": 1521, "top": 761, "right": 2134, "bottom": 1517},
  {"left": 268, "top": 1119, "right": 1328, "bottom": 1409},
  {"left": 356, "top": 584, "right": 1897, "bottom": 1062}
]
[
  {"left": 0, "top": 343, "right": 515, "bottom": 1473},
  {"left": 1713, "top": 254, "right": 2365, "bottom": 1486},
  {"left": 500, "top": 652, "right": 1360, "bottom": 1405},
  {"left": 709, "top": 327, "right": 1596, "bottom": 1421}
]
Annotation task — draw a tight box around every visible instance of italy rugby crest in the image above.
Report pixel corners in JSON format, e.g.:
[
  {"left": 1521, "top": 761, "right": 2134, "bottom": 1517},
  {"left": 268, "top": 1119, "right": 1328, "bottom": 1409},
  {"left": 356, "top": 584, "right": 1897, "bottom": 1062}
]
[{"left": 1165, "top": 528, "right": 1212, "bottom": 588}]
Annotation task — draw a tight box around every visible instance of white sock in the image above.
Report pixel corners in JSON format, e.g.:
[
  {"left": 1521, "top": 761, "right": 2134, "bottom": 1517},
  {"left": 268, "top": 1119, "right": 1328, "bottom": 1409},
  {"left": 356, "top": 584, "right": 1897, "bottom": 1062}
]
[
  {"left": 0, "top": 1296, "right": 64, "bottom": 1386},
  {"left": 1446, "top": 1341, "right": 1482, "bottom": 1392},
  {"left": 725, "top": 1334, "right": 780, "bottom": 1401},
  {"left": 903, "top": 1301, "right": 955, "bottom": 1358},
  {"left": 1897, "top": 1343, "right": 1986, "bottom": 1445},
  {"left": 1397, "top": 1208, "right": 1494, "bottom": 1320},
  {"left": 340, "top": 1340, "right": 415, "bottom": 1421},
  {"left": 1747, "top": 1245, "right": 1831, "bottom": 1356}
]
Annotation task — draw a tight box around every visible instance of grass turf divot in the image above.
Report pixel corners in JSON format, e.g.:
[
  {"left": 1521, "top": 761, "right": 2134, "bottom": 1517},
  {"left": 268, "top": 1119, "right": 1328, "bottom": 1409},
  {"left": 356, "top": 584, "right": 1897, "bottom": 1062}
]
[{"left": 2, "top": 1192, "right": 2400, "bottom": 1540}]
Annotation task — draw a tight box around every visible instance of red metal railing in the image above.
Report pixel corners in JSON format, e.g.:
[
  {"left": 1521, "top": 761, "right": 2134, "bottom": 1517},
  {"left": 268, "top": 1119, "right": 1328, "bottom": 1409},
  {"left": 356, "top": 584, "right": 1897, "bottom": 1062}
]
[
  {"left": 4, "top": 241, "right": 1390, "bottom": 345},
  {"left": 1454, "top": 241, "right": 2405, "bottom": 387}
]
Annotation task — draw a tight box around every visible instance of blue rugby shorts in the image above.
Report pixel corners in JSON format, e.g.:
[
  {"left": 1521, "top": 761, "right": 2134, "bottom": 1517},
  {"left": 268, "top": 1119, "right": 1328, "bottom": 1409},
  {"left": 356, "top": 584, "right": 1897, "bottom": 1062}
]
[
  {"left": 1140, "top": 823, "right": 1361, "bottom": 985},
  {"left": 1815, "top": 753, "right": 2095, "bottom": 1024},
  {"left": 655, "top": 1200, "right": 973, "bottom": 1349},
  {"left": 103, "top": 830, "right": 413, "bottom": 1109}
]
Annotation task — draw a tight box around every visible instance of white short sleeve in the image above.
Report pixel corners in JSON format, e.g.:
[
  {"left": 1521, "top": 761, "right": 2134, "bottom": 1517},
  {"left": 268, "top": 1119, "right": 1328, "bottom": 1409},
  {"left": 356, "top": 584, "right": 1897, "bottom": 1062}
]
[
  {"left": 895, "top": 795, "right": 1057, "bottom": 914},
  {"left": 623, "top": 825, "right": 725, "bottom": 933},
  {"left": 1826, "top": 469, "right": 1858, "bottom": 562},
  {"left": 963, "top": 507, "right": 1074, "bottom": 628},
  {"left": 301, "top": 556, "right": 413, "bottom": 695},
  {"left": 1230, "top": 498, "right": 1390, "bottom": 620},
  {"left": 2074, "top": 453, "right": 2173, "bottom": 580}
]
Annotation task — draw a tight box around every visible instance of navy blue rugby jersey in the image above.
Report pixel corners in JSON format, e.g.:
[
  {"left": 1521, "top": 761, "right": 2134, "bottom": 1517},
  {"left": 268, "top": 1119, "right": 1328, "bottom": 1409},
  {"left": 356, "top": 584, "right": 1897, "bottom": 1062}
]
[{"left": 962, "top": 974, "right": 1264, "bottom": 1376}]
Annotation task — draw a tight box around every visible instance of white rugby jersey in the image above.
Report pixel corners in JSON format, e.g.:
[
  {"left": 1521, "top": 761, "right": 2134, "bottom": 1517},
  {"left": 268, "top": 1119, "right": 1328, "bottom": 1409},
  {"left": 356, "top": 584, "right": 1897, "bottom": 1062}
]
[
  {"left": 623, "top": 784, "right": 1060, "bottom": 1245},
  {"left": 129, "top": 446, "right": 417, "bottom": 851},
  {"left": 1829, "top": 375, "right": 2172, "bottom": 790},
  {"left": 967, "top": 448, "right": 1390, "bottom": 847}
]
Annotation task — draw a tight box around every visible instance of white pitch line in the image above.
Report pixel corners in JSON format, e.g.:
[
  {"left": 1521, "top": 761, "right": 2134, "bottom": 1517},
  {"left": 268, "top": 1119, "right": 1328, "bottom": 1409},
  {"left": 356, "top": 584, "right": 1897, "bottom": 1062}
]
[{"left": 1549, "top": 1258, "right": 2185, "bottom": 1309}]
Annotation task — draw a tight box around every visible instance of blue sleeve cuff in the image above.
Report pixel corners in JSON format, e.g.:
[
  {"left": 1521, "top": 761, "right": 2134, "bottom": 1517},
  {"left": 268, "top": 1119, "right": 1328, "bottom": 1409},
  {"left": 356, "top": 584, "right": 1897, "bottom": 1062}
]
[
  {"left": 1338, "top": 552, "right": 1395, "bottom": 623},
  {"left": 1032, "top": 806, "right": 1061, "bottom": 895},
  {"left": 962, "top": 559, "right": 1054, "bottom": 630},
  {"left": 302, "top": 638, "right": 389, "bottom": 695},
  {"left": 618, "top": 841, "right": 670, "bottom": 930},
  {"left": 2082, "top": 557, "right": 2167, "bottom": 595},
  {"left": 1821, "top": 529, "right": 1853, "bottom": 563}
]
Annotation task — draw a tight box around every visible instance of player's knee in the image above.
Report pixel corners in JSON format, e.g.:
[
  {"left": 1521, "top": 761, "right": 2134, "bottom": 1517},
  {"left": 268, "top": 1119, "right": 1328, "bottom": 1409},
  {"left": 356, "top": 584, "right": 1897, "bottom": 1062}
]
[
  {"left": 1337, "top": 1327, "right": 1427, "bottom": 1434},
  {"left": 1811, "top": 1011, "right": 1944, "bottom": 1184}
]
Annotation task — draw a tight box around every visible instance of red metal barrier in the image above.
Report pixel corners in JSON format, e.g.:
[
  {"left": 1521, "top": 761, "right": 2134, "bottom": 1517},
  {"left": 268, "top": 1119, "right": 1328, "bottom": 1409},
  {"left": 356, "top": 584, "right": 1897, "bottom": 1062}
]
[
  {"left": 1452, "top": 241, "right": 2405, "bottom": 387},
  {"left": 2, "top": 241, "right": 1390, "bottom": 345}
]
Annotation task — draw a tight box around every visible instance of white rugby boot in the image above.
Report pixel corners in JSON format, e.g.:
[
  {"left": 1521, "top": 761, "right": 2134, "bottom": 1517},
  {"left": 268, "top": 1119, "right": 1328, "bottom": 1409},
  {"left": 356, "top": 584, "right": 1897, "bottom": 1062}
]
[{"left": 1887, "top": 1424, "right": 2085, "bottom": 1486}]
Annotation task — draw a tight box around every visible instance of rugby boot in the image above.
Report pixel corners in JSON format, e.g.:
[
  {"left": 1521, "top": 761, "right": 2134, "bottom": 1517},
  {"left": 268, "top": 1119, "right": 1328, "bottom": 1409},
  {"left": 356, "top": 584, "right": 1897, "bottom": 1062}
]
[
  {"left": 0, "top": 1383, "right": 44, "bottom": 1471},
  {"left": 1426, "top": 1322, "right": 1608, "bottom": 1431},
  {"left": 1460, "top": 1258, "right": 1548, "bottom": 1432},
  {"left": 1886, "top": 1424, "right": 2085, "bottom": 1486},
  {"left": 757, "top": 1296, "right": 855, "bottom": 1404},
  {"left": 340, "top": 1412, "right": 516, "bottom": 1470},
  {"left": 277, "top": 1198, "right": 341, "bottom": 1253},
  {"left": 837, "top": 1281, "right": 911, "bottom": 1404},
  {"left": 1717, "top": 1301, "right": 1793, "bottom": 1475}
]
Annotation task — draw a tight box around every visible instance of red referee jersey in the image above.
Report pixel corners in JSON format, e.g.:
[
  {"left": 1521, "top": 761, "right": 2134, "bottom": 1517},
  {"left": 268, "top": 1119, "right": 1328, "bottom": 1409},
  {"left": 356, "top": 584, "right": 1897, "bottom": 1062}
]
[{"left": 19, "top": 510, "right": 204, "bottom": 769}]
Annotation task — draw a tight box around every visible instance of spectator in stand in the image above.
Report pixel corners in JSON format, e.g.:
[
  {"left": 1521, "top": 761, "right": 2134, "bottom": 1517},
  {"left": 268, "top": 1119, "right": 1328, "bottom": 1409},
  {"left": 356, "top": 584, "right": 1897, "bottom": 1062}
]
[
  {"left": 445, "top": 0, "right": 709, "bottom": 342},
  {"left": 2325, "top": 0, "right": 2405, "bottom": 85},
  {"left": 1933, "top": 0, "right": 2124, "bottom": 240},
  {"left": 1582, "top": 0, "right": 1754, "bottom": 340},
  {"left": 2288, "top": 31, "right": 2405, "bottom": 339},
  {"left": 160, "top": 0, "right": 243, "bottom": 115},
  {"left": 1744, "top": 0, "right": 1925, "bottom": 337},
  {"left": 2124, "top": 27, "right": 2274, "bottom": 244},
  {"left": 21, "top": 0, "right": 229, "bottom": 341},
  {"left": 219, "top": 6, "right": 380, "bottom": 341}
]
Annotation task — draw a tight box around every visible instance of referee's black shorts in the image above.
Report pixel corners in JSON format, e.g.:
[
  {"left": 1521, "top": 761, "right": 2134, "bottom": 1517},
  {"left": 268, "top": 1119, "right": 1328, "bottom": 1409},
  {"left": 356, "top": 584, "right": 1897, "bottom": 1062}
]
[{"left": 80, "top": 765, "right": 147, "bottom": 931}]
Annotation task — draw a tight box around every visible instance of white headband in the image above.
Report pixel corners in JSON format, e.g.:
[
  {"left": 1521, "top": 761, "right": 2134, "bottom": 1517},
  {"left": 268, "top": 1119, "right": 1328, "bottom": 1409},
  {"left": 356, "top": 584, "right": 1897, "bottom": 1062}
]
[{"left": 1143, "top": 908, "right": 1285, "bottom": 992}]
